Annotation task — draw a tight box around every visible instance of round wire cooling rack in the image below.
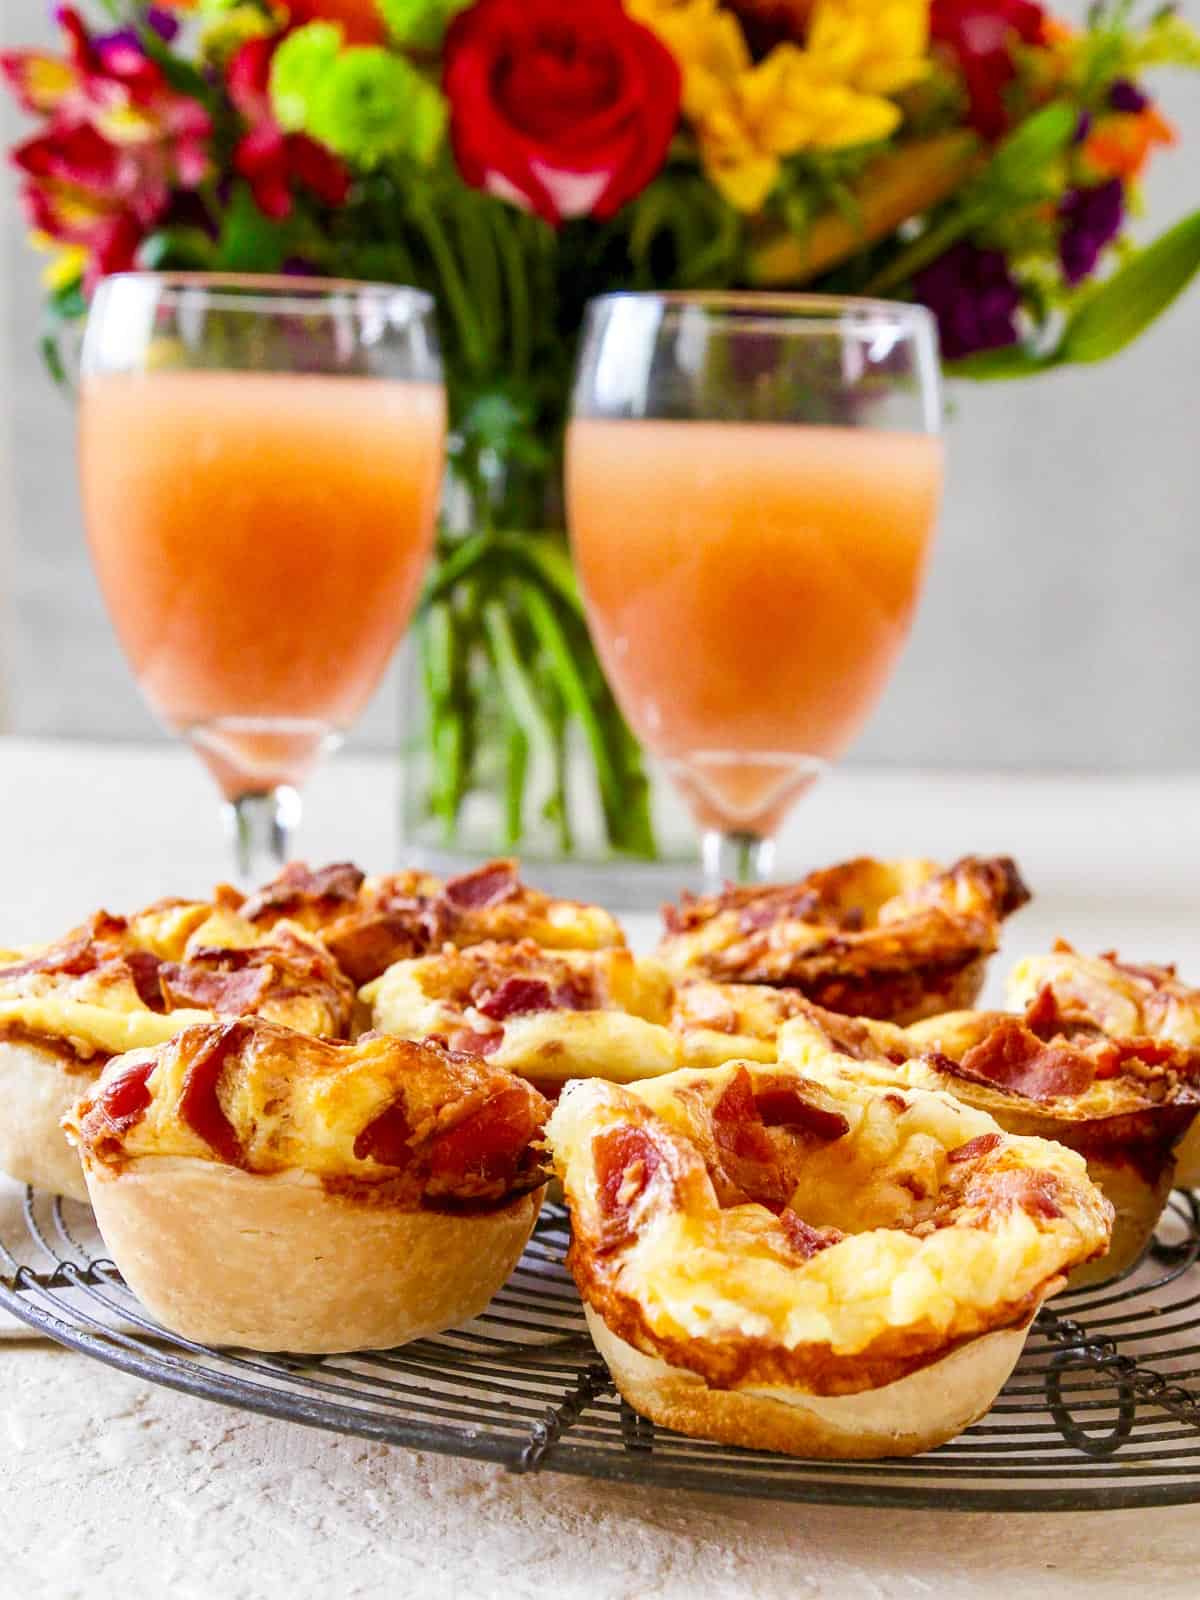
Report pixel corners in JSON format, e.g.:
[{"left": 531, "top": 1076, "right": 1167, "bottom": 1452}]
[{"left": 4, "top": 1186, "right": 1200, "bottom": 1511}]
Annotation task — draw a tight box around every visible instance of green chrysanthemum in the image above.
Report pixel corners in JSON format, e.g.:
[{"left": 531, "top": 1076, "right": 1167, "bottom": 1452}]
[
  {"left": 308, "top": 48, "right": 446, "bottom": 167},
  {"left": 377, "top": 0, "right": 471, "bottom": 51},
  {"left": 269, "top": 23, "right": 344, "bottom": 135}
]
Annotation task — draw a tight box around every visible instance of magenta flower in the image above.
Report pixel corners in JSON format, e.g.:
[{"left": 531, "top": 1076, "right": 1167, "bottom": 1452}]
[
  {"left": 226, "top": 37, "right": 349, "bottom": 221},
  {"left": 913, "top": 241, "right": 1022, "bottom": 360},
  {"left": 2, "top": 7, "right": 211, "bottom": 290}
]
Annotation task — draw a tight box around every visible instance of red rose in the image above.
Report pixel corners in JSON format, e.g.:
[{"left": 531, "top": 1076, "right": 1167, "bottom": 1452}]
[
  {"left": 931, "top": 0, "right": 1046, "bottom": 140},
  {"left": 443, "top": 0, "right": 681, "bottom": 226}
]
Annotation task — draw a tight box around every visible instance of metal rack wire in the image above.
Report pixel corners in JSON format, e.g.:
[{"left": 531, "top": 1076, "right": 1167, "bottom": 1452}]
[{"left": 4, "top": 1185, "right": 1200, "bottom": 1510}]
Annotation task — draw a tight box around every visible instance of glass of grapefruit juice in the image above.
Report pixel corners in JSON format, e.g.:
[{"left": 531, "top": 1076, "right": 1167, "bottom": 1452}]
[
  {"left": 78, "top": 274, "right": 445, "bottom": 880},
  {"left": 566, "top": 294, "right": 943, "bottom": 885}
]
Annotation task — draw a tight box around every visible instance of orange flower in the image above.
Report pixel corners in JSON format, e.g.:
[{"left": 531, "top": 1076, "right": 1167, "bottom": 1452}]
[{"left": 1083, "top": 106, "right": 1176, "bottom": 182}]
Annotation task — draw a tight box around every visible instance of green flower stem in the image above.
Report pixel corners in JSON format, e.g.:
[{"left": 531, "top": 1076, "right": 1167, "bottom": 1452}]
[
  {"left": 481, "top": 596, "right": 558, "bottom": 824},
  {"left": 501, "top": 716, "right": 529, "bottom": 848},
  {"left": 409, "top": 197, "right": 488, "bottom": 375},
  {"left": 491, "top": 210, "right": 533, "bottom": 379},
  {"left": 862, "top": 202, "right": 988, "bottom": 295},
  {"left": 494, "top": 532, "right": 587, "bottom": 619},
  {"left": 518, "top": 583, "right": 625, "bottom": 837},
  {"left": 419, "top": 531, "right": 494, "bottom": 609}
]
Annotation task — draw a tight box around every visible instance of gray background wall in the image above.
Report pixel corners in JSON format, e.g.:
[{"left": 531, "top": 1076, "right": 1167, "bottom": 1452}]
[{"left": 2, "top": 0, "right": 1197, "bottom": 767}]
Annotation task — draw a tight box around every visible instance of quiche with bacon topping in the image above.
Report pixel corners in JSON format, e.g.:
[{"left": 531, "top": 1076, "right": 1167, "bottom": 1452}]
[
  {"left": 362, "top": 939, "right": 679, "bottom": 1094},
  {"left": 235, "top": 858, "right": 626, "bottom": 986},
  {"left": 1008, "top": 943, "right": 1200, "bottom": 1186},
  {"left": 63, "top": 1017, "right": 548, "bottom": 1352},
  {"left": 549, "top": 1060, "right": 1110, "bottom": 1458},
  {"left": 0, "top": 905, "right": 355, "bottom": 1202},
  {"left": 779, "top": 997, "right": 1200, "bottom": 1286},
  {"left": 657, "top": 855, "right": 1030, "bottom": 1024}
]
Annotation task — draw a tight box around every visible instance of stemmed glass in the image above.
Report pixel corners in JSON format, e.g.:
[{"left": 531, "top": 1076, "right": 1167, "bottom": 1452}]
[
  {"left": 77, "top": 274, "right": 445, "bottom": 881},
  {"left": 565, "top": 293, "right": 944, "bottom": 886}
]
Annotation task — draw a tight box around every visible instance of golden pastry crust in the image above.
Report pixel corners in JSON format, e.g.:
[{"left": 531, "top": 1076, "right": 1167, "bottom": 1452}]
[
  {"left": 362, "top": 939, "right": 679, "bottom": 1092},
  {"left": 550, "top": 1062, "right": 1110, "bottom": 1405},
  {"left": 235, "top": 859, "right": 626, "bottom": 986},
  {"left": 780, "top": 1000, "right": 1200, "bottom": 1284},
  {"left": 65, "top": 1016, "right": 549, "bottom": 1210},
  {"left": 82, "top": 1156, "right": 542, "bottom": 1353},
  {"left": 656, "top": 856, "right": 1030, "bottom": 1024}
]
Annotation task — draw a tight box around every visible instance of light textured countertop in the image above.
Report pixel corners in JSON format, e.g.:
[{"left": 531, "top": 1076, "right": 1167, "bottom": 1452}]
[{"left": 2, "top": 737, "right": 1200, "bottom": 1600}]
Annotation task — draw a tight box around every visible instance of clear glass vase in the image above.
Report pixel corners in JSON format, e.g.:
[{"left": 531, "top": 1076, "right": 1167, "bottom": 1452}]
[{"left": 397, "top": 450, "right": 701, "bottom": 906}]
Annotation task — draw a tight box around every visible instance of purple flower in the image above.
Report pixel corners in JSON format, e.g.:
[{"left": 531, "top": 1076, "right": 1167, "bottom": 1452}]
[
  {"left": 1073, "top": 109, "right": 1092, "bottom": 144},
  {"left": 1109, "top": 79, "right": 1148, "bottom": 114},
  {"left": 1058, "top": 179, "right": 1124, "bottom": 285},
  {"left": 913, "top": 242, "right": 1022, "bottom": 361}
]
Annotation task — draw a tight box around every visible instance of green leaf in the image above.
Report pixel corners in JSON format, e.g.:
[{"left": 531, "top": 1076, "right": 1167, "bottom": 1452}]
[
  {"left": 138, "top": 226, "right": 217, "bottom": 272},
  {"left": 945, "top": 346, "right": 1054, "bottom": 380},
  {"left": 982, "top": 101, "right": 1078, "bottom": 198},
  {"left": 135, "top": 26, "right": 213, "bottom": 103},
  {"left": 215, "top": 182, "right": 290, "bottom": 272},
  {"left": 1059, "top": 209, "right": 1200, "bottom": 364}
]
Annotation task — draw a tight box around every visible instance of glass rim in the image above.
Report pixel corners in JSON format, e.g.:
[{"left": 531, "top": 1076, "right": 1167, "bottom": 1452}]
[
  {"left": 92, "top": 271, "right": 437, "bottom": 317},
  {"left": 585, "top": 290, "right": 937, "bottom": 332}
]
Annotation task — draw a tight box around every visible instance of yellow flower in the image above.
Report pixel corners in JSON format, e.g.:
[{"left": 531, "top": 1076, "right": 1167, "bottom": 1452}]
[
  {"left": 631, "top": 1, "right": 905, "bottom": 212},
  {"left": 32, "top": 236, "right": 88, "bottom": 293},
  {"left": 805, "top": 0, "right": 931, "bottom": 96},
  {"left": 627, "top": 0, "right": 749, "bottom": 120}
]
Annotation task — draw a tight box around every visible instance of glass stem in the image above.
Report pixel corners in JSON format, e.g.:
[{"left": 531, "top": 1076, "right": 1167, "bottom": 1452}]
[
  {"left": 223, "top": 786, "right": 302, "bottom": 886},
  {"left": 702, "top": 829, "right": 776, "bottom": 888}
]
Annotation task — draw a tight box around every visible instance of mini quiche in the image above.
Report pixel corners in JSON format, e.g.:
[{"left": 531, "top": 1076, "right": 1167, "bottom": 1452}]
[
  {"left": 64, "top": 1018, "right": 548, "bottom": 1352},
  {"left": 362, "top": 939, "right": 679, "bottom": 1095},
  {"left": 0, "top": 906, "right": 354, "bottom": 1202},
  {"left": 1008, "top": 943, "right": 1200, "bottom": 1185},
  {"left": 780, "top": 998, "right": 1200, "bottom": 1286},
  {"left": 233, "top": 858, "right": 626, "bottom": 986},
  {"left": 656, "top": 855, "right": 1030, "bottom": 1024},
  {"left": 549, "top": 1060, "right": 1110, "bottom": 1459}
]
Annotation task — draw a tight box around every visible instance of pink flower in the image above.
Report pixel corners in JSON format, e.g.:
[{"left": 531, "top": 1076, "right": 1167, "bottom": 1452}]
[
  {"left": 227, "top": 36, "right": 350, "bottom": 220},
  {"left": 2, "top": 8, "right": 212, "bottom": 290}
]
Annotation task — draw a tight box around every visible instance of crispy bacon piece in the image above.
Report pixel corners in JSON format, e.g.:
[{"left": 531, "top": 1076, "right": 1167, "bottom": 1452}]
[
  {"left": 177, "top": 1023, "right": 247, "bottom": 1167},
  {"left": 752, "top": 1082, "right": 851, "bottom": 1142},
  {"left": 947, "top": 1132, "right": 1003, "bottom": 1165},
  {"left": 240, "top": 861, "right": 365, "bottom": 922},
  {"left": 122, "top": 951, "right": 168, "bottom": 1013},
  {"left": 594, "top": 1124, "right": 664, "bottom": 1249},
  {"left": 956, "top": 1020, "right": 1096, "bottom": 1100},
  {"left": 0, "top": 913, "right": 128, "bottom": 983},
  {"left": 710, "top": 1068, "right": 790, "bottom": 1210},
  {"left": 161, "top": 960, "right": 273, "bottom": 1016},
  {"left": 442, "top": 860, "right": 519, "bottom": 912},
  {"left": 475, "top": 976, "right": 555, "bottom": 1021},
  {"left": 426, "top": 1085, "right": 543, "bottom": 1191},
  {"left": 322, "top": 912, "right": 425, "bottom": 986},
  {"left": 779, "top": 1209, "right": 844, "bottom": 1260},
  {"left": 353, "top": 1099, "right": 411, "bottom": 1167},
  {"left": 448, "top": 1027, "right": 503, "bottom": 1056},
  {"left": 96, "top": 1059, "right": 156, "bottom": 1137},
  {"left": 972, "top": 1168, "right": 1064, "bottom": 1221},
  {"left": 1023, "top": 984, "right": 1062, "bottom": 1037}
]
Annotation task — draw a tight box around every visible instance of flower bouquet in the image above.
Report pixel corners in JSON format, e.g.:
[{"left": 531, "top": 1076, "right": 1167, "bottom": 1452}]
[{"left": 5, "top": 0, "right": 1199, "bottom": 866}]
